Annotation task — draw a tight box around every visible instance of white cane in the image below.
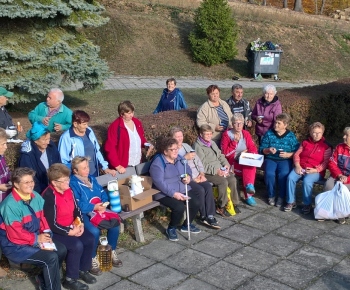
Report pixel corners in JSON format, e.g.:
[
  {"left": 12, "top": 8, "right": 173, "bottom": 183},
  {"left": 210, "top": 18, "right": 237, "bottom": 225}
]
[{"left": 183, "top": 160, "right": 191, "bottom": 241}]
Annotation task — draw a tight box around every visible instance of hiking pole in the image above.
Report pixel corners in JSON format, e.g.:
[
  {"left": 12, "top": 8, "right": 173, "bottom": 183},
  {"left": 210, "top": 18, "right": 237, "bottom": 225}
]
[{"left": 182, "top": 159, "right": 191, "bottom": 241}]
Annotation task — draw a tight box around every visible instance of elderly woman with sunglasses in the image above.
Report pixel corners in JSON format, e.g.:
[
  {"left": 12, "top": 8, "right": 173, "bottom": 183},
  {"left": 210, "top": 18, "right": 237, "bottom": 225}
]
[{"left": 221, "top": 113, "right": 258, "bottom": 207}]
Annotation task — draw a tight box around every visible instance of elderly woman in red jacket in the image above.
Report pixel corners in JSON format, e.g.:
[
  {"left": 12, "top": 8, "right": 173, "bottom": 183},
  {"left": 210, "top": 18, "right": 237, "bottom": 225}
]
[
  {"left": 105, "top": 101, "right": 153, "bottom": 174},
  {"left": 221, "top": 113, "right": 258, "bottom": 207},
  {"left": 285, "top": 122, "right": 331, "bottom": 215}
]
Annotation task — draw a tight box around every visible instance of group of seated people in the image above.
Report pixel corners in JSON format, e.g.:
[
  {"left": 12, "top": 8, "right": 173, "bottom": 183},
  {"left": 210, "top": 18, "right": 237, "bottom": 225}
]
[{"left": 0, "top": 81, "right": 348, "bottom": 289}]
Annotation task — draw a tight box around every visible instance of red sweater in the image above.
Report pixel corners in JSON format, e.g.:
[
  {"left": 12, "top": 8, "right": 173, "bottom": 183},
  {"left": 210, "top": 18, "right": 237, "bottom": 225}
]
[
  {"left": 293, "top": 136, "right": 331, "bottom": 178},
  {"left": 104, "top": 117, "right": 147, "bottom": 168},
  {"left": 221, "top": 129, "right": 258, "bottom": 165},
  {"left": 42, "top": 185, "right": 82, "bottom": 236}
]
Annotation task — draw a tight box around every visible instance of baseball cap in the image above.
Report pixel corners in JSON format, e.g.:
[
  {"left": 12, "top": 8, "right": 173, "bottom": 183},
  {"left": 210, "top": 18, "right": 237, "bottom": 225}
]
[{"left": 0, "top": 87, "right": 14, "bottom": 98}]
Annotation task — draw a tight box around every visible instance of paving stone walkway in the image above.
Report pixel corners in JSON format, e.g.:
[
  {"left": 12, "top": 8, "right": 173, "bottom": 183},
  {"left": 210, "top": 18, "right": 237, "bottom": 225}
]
[
  {"left": 1, "top": 196, "right": 350, "bottom": 290},
  {"left": 63, "top": 75, "right": 317, "bottom": 91}
]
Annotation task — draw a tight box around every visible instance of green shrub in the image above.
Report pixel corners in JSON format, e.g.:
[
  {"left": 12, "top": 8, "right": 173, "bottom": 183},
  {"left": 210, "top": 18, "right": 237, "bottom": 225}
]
[{"left": 188, "top": 0, "right": 238, "bottom": 66}]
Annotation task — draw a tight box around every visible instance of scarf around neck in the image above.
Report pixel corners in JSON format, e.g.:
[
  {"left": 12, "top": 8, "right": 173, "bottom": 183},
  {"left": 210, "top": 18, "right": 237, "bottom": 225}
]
[{"left": 198, "top": 136, "right": 211, "bottom": 147}]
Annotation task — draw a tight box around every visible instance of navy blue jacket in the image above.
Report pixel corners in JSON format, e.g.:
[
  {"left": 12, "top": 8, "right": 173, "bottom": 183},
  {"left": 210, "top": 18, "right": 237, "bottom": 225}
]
[{"left": 18, "top": 140, "right": 61, "bottom": 194}]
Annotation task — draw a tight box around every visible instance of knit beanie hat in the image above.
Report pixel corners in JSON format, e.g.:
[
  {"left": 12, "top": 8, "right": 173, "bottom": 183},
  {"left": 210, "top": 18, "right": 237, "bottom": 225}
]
[{"left": 26, "top": 122, "right": 49, "bottom": 141}]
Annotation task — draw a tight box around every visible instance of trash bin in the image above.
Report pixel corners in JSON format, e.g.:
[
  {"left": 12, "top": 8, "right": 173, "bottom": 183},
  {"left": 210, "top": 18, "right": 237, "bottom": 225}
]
[{"left": 248, "top": 50, "right": 283, "bottom": 80}]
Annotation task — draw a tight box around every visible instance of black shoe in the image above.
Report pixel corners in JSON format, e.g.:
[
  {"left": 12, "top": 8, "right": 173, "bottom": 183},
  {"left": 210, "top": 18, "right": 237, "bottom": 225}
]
[
  {"left": 62, "top": 279, "right": 89, "bottom": 290},
  {"left": 79, "top": 271, "right": 96, "bottom": 284},
  {"left": 202, "top": 217, "right": 221, "bottom": 229},
  {"left": 35, "top": 274, "right": 45, "bottom": 290},
  {"left": 234, "top": 205, "right": 241, "bottom": 214}
]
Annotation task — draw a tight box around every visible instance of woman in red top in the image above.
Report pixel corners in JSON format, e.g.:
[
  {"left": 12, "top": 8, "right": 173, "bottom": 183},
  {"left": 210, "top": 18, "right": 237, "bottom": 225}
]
[
  {"left": 104, "top": 101, "right": 153, "bottom": 174},
  {"left": 221, "top": 113, "right": 258, "bottom": 207},
  {"left": 42, "top": 163, "right": 96, "bottom": 290},
  {"left": 285, "top": 122, "right": 332, "bottom": 214}
]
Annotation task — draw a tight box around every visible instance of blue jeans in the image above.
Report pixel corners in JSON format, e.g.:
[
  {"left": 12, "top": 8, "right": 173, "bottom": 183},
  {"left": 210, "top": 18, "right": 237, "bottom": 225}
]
[
  {"left": 83, "top": 213, "right": 120, "bottom": 258},
  {"left": 286, "top": 170, "right": 321, "bottom": 205},
  {"left": 264, "top": 159, "right": 293, "bottom": 199}
]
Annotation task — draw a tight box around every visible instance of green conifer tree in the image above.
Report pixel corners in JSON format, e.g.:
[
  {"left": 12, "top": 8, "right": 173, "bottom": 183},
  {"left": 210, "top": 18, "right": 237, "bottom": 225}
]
[
  {"left": 188, "top": 0, "right": 238, "bottom": 67},
  {"left": 0, "top": 0, "right": 110, "bottom": 100}
]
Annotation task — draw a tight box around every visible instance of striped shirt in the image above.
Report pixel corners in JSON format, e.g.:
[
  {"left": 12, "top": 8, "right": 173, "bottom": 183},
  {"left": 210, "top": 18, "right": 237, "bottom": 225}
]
[{"left": 216, "top": 105, "right": 229, "bottom": 129}]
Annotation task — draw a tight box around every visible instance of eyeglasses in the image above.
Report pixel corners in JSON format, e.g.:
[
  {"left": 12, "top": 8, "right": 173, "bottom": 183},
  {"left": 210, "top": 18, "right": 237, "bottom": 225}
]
[
  {"left": 167, "top": 148, "right": 179, "bottom": 152},
  {"left": 20, "top": 180, "right": 34, "bottom": 185},
  {"left": 233, "top": 122, "right": 243, "bottom": 126},
  {"left": 54, "top": 178, "right": 70, "bottom": 184}
]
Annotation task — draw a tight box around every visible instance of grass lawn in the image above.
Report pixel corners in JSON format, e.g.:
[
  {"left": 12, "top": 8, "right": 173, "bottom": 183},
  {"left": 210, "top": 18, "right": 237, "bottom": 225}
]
[{"left": 10, "top": 87, "right": 263, "bottom": 127}]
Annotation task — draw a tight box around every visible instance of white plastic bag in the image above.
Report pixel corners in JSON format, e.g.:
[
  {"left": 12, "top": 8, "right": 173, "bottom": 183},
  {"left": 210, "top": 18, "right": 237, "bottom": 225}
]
[{"left": 314, "top": 181, "right": 350, "bottom": 220}]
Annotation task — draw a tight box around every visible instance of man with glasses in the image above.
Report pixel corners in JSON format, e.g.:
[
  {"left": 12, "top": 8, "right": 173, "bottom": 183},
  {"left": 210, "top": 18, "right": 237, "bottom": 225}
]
[
  {"left": 226, "top": 84, "right": 252, "bottom": 130},
  {"left": 28, "top": 88, "right": 72, "bottom": 132}
]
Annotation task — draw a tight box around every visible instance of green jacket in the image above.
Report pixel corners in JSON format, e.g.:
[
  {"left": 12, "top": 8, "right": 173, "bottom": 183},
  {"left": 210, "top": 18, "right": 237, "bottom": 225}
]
[
  {"left": 28, "top": 102, "right": 72, "bottom": 132},
  {"left": 194, "top": 138, "right": 229, "bottom": 175}
]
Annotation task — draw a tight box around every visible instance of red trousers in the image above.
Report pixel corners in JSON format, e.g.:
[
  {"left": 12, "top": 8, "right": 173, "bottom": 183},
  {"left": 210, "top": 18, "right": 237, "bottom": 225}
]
[{"left": 233, "top": 161, "right": 256, "bottom": 199}]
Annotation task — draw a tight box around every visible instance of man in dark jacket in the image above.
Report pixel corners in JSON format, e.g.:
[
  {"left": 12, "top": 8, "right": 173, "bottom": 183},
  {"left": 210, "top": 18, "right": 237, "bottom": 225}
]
[
  {"left": 226, "top": 84, "right": 252, "bottom": 130},
  {"left": 0, "top": 87, "right": 18, "bottom": 138}
]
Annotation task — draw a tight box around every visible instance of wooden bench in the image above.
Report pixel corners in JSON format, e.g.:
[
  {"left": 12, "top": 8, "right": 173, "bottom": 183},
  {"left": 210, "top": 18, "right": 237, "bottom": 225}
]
[{"left": 96, "top": 162, "right": 159, "bottom": 243}]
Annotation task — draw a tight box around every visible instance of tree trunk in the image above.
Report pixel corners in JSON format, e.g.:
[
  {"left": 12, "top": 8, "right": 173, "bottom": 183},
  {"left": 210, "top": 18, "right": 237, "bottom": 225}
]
[
  {"left": 248, "top": 0, "right": 254, "bottom": 4},
  {"left": 262, "top": 0, "right": 267, "bottom": 5},
  {"left": 315, "top": 0, "right": 318, "bottom": 14},
  {"left": 283, "top": 0, "right": 288, "bottom": 8},
  {"left": 294, "top": 0, "right": 303, "bottom": 12},
  {"left": 320, "top": 0, "right": 326, "bottom": 14}
]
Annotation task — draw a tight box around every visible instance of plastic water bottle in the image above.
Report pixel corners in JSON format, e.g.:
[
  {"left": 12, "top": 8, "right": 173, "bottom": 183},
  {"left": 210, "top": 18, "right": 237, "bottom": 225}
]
[
  {"left": 108, "top": 180, "right": 121, "bottom": 213},
  {"left": 97, "top": 237, "right": 112, "bottom": 271}
]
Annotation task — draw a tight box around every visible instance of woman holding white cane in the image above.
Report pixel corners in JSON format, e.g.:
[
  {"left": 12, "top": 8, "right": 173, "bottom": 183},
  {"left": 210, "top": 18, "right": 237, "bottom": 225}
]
[{"left": 150, "top": 137, "right": 201, "bottom": 242}]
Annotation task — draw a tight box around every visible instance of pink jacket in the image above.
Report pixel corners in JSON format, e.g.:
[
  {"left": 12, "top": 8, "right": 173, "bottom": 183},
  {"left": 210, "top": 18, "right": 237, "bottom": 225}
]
[{"left": 251, "top": 96, "right": 282, "bottom": 137}]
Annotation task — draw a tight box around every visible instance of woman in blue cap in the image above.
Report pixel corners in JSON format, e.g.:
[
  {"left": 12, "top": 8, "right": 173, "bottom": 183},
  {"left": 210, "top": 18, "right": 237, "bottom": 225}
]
[{"left": 18, "top": 121, "right": 61, "bottom": 193}]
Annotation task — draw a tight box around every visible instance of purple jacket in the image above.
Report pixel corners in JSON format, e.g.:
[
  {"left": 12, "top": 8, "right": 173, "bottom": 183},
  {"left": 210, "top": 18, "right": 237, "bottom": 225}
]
[{"left": 251, "top": 96, "right": 282, "bottom": 137}]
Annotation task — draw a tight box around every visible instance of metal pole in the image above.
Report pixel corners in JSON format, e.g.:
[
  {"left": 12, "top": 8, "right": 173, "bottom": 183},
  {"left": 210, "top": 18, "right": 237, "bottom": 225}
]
[{"left": 183, "top": 160, "right": 191, "bottom": 241}]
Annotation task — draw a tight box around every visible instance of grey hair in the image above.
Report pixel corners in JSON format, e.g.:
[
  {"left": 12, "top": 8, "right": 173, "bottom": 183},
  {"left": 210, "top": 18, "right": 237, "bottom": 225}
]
[
  {"left": 168, "top": 126, "right": 183, "bottom": 137},
  {"left": 49, "top": 88, "right": 64, "bottom": 102},
  {"left": 231, "top": 84, "right": 243, "bottom": 91},
  {"left": 263, "top": 84, "right": 277, "bottom": 95},
  {"left": 344, "top": 127, "right": 350, "bottom": 136},
  {"left": 232, "top": 113, "right": 244, "bottom": 123}
]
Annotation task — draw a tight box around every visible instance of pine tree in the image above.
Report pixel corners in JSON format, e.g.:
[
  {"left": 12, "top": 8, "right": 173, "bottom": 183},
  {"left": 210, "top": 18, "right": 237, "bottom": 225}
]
[
  {"left": 188, "top": 0, "right": 238, "bottom": 67},
  {"left": 0, "top": 0, "right": 110, "bottom": 101}
]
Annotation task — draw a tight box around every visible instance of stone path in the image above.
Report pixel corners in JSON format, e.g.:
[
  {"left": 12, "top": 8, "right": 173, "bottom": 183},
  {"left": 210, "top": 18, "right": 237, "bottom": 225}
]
[
  {"left": 1, "top": 197, "right": 350, "bottom": 290},
  {"left": 64, "top": 75, "right": 317, "bottom": 91}
]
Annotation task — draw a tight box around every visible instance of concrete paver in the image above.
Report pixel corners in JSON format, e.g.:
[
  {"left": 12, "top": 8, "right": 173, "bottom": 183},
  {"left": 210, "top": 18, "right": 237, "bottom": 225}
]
[{"left": 129, "top": 263, "right": 187, "bottom": 290}]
